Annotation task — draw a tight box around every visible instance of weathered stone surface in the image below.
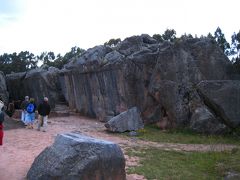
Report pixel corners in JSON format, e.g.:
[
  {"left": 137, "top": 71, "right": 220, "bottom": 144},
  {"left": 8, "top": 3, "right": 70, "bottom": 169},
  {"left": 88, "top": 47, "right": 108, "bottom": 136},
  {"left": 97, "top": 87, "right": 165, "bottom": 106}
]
[
  {"left": 190, "top": 106, "right": 229, "bottom": 134},
  {"left": 5, "top": 34, "right": 239, "bottom": 134},
  {"left": 0, "top": 71, "right": 9, "bottom": 104},
  {"left": 105, "top": 107, "right": 144, "bottom": 132},
  {"left": 197, "top": 80, "right": 240, "bottom": 129},
  {"left": 148, "top": 80, "right": 190, "bottom": 128},
  {"left": 6, "top": 67, "right": 63, "bottom": 107},
  {"left": 129, "top": 131, "right": 138, "bottom": 136},
  {"left": 64, "top": 45, "right": 112, "bottom": 69},
  {"left": 27, "top": 133, "right": 126, "bottom": 180},
  {"left": 5, "top": 72, "right": 26, "bottom": 102},
  {"left": 224, "top": 171, "right": 240, "bottom": 180},
  {"left": 59, "top": 35, "right": 235, "bottom": 134},
  {"left": 104, "top": 50, "right": 125, "bottom": 65}
]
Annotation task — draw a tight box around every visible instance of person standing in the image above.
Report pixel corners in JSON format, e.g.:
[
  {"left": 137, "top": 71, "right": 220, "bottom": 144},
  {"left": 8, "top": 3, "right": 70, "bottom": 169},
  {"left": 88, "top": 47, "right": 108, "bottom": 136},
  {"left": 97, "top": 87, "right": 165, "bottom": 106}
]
[
  {"left": 20, "top": 96, "right": 29, "bottom": 124},
  {"left": 0, "top": 100, "right": 5, "bottom": 146},
  {"left": 37, "top": 97, "right": 51, "bottom": 132},
  {"left": 25, "top": 98, "right": 37, "bottom": 129}
]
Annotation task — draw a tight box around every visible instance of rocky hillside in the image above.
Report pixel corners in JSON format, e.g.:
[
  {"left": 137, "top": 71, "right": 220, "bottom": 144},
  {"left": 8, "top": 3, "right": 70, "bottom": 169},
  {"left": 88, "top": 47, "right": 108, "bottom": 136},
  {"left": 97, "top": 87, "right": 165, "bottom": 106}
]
[{"left": 5, "top": 34, "right": 240, "bottom": 134}]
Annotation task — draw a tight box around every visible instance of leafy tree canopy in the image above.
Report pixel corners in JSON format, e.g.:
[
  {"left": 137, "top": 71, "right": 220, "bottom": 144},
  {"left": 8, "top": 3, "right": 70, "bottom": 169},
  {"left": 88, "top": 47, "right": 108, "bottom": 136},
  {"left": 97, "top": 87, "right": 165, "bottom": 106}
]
[
  {"left": 0, "top": 47, "right": 85, "bottom": 74},
  {"left": 162, "top": 29, "right": 176, "bottom": 42},
  {"left": 104, "top": 38, "right": 121, "bottom": 47},
  {"left": 1, "top": 28, "right": 240, "bottom": 75},
  {"left": 214, "top": 27, "right": 230, "bottom": 56},
  {"left": 231, "top": 31, "right": 240, "bottom": 58}
]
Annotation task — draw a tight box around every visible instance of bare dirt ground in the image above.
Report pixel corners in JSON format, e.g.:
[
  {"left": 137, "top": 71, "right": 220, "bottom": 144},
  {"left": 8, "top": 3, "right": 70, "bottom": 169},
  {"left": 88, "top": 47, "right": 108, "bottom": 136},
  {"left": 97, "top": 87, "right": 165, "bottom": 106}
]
[{"left": 0, "top": 115, "right": 237, "bottom": 180}]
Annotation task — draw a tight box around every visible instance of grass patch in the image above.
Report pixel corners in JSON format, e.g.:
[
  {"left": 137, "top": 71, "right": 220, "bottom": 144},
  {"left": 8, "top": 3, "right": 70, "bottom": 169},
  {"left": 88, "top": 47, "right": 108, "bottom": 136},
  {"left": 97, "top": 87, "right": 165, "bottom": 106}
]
[
  {"left": 127, "top": 124, "right": 240, "bottom": 145},
  {"left": 127, "top": 147, "right": 240, "bottom": 180}
]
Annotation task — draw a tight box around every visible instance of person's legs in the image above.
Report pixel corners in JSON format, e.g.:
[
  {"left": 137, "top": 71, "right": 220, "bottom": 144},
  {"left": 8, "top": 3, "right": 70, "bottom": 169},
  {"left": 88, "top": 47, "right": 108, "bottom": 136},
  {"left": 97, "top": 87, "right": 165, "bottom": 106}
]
[
  {"left": 37, "top": 115, "right": 43, "bottom": 131},
  {"left": 42, "top": 116, "right": 48, "bottom": 132},
  {"left": 30, "top": 113, "right": 35, "bottom": 129},
  {"left": 25, "top": 113, "right": 31, "bottom": 128},
  {"left": 21, "top": 111, "right": 26, "bottom": 124}
]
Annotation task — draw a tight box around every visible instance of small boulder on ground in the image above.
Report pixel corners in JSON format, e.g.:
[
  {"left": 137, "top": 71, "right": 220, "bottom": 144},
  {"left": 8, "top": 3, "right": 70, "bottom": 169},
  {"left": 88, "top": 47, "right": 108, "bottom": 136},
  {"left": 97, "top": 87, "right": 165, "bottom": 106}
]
[
  {"left": 27, "top": 133, "right": 126, "bottom": 180},
  {"left": 224, "top": 171, "right": 240, "bottom": 180},
  {"left": 105, "top": 107, "right": 144, "bottom": 132}
]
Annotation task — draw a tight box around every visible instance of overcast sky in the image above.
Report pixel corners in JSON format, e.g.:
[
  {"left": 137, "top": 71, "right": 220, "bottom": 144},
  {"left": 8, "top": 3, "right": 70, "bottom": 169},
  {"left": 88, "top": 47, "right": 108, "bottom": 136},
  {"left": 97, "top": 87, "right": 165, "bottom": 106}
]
[{"left": 0, "top": 0, "right": 239, "bottom": 55}]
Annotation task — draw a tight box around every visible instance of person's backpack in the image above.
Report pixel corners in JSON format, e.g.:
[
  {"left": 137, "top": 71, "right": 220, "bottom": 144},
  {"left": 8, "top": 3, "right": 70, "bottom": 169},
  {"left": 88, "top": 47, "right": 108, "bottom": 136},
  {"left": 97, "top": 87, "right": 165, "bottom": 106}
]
[{"left": 26, "top": 103, "right": 34, "bottom": 113}]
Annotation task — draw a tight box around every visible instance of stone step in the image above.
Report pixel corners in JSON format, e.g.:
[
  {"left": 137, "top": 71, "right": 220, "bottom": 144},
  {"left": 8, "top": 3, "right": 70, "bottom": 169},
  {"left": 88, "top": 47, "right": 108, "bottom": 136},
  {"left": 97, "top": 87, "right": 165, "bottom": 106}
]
[
  {"left": 56, "top": 101, "right": 68, "bottom": 105},
  {"left": 50, "top": 111, "right": 70, "bottom": 117},
  {"left": 54, "top": 104, "right": 70, "bottom": 111},
  {"left": 50, "top": 103, "right": 72, "bottom": 117}
]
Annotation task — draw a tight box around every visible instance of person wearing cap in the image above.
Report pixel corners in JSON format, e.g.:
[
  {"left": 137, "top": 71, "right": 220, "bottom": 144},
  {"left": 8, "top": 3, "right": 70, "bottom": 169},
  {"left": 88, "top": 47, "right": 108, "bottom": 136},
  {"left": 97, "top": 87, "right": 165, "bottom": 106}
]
[
  {"left": 0, "top": 100, "right": 5, "bottom": 146},
  {"left": 37, "top": 97, "right": 51, "bottom": 132},
  {"left": 20, "top": 96, "right": 29, "bottom": 125}
]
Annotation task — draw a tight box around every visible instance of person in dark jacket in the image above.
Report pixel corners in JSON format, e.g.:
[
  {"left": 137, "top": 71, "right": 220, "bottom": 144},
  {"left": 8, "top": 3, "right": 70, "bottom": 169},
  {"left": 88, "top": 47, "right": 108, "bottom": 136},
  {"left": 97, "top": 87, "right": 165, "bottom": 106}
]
[
  {"left": 37, "top": 97, "right": 51, "bottom": 132},
  {"left": 0, "top": 100, "right": 5, "bottom": 146}
]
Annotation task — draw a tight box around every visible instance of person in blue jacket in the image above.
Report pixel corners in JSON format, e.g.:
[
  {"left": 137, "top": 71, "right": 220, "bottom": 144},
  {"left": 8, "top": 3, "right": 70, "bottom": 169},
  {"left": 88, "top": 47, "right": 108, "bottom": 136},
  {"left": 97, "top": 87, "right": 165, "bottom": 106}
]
[{"left": 25, "top": 98, "right": 37, "bottom": 129}]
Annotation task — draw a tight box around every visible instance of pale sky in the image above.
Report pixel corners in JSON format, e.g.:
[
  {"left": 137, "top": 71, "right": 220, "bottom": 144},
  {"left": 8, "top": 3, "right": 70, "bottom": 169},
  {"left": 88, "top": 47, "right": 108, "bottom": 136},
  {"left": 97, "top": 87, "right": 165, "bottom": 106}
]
[{"left": 0, "top": 0, "right": 239, "bottom": 55}]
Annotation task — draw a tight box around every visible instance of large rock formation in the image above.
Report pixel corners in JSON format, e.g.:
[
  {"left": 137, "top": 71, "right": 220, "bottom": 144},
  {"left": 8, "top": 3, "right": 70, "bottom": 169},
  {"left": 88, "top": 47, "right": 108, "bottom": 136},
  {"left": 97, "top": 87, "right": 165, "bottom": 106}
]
[
  {"left": 60, "top": 35, "right": 236, "bottom": 134},
  {"left": 0, "top": 71, "right": 9, "bottom": 104},
  {"left": 6, "top": 67, "right": 63, "bottom": 107},
  {"left": 5, "top": 34, "right": 240, "bottom": 134},
  {"left": 27, "top": 133, "right": 126, "bottom": 180}
]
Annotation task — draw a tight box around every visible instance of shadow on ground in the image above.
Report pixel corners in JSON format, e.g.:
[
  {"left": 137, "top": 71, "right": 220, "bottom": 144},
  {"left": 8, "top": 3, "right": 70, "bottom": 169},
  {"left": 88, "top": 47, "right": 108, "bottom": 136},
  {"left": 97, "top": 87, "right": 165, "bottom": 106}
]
[{"left": 4, "top": 115, "right": 25, "bottom": 130}]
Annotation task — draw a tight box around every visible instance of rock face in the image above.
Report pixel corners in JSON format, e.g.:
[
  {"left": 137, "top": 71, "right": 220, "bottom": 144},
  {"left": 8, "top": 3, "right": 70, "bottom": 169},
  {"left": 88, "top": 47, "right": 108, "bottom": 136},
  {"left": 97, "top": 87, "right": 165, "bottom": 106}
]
[
  {"left": 197, "top": 80, "right": 240, "bottom": 129},
  {"left": 189, "top": 106, "right": 229, "bottom": 134},
  {"left": 27, "top": 133, "right": 126, "bottom": 180},
  {"left": 6, "top": 67, "right": 63, "bottom": 107},
  {"left": 105, "top": 107, "right": 144, "bottom": 132},
  {"left": 5, "top": 34, "right": 240, "bottom": 134},
  {"left": 60, "top": 35, "right": 237, "bottom": 134},
  {"left": 0, "top": 71, "right": 9, "bottom": 104}
]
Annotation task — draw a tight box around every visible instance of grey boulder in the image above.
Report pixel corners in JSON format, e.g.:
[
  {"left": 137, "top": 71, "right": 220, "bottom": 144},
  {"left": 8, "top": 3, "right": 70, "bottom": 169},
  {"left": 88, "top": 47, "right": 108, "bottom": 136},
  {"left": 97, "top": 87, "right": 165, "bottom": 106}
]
[
  {"left": 197, "top": 80, "right": 240, "bottom": 129},
  {"left": 190, "top": 106, "right": 229, "bottom": 134},
  {"left": 27, "top": 133, "right": 126, "bottom": 180},
  {"left": 105, "top": 107, "right": 144, "bottom": 132}
]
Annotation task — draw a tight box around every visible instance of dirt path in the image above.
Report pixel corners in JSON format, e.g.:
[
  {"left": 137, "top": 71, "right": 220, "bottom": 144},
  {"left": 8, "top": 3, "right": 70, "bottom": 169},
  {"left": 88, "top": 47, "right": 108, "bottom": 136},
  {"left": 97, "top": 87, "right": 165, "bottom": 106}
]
[{"left": 0, "top": 116, "right": 237, "bottom": 180}]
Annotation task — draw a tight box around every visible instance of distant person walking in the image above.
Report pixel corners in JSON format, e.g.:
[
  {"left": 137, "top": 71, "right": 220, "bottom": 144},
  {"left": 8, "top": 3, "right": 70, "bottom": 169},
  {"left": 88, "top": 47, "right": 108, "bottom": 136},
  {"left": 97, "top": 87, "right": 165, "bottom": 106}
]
[
  {"left": 20, "top": 96, "right": 29, "bottom": 124},
  {"left": 0, "top": 100, "right": 5, "bottom": 146},
  {"left": 25, "top": 98, "right": 37, "bottom": 129},
  {"left": 37, "top": 97, "right": 51, "bottom": 132}
]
